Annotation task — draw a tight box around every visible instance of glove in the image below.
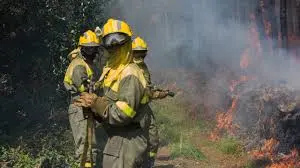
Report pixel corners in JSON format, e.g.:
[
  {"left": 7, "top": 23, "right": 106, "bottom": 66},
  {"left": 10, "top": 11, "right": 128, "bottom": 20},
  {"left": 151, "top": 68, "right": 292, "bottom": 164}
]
[
  {"left": 90, "top": 96, "right": 110, "bottom": 118},
  {"left": 151, "top": 90, "right": 168, "bottom": 99},
  {"left": 74, "top": 93, "right": 110, "bottom": 118},
  {"left": 157, "top": 91, "right": 169, "bottom": 99},
  {"left": 74, "top": 92, "right": 98, "bottom": 107}
]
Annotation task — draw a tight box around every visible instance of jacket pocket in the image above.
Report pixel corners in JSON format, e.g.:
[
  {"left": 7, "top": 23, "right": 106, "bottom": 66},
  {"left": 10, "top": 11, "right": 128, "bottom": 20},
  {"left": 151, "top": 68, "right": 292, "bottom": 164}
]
[{"left": 103, "top": 135, "right": 123, "bottom": 157}]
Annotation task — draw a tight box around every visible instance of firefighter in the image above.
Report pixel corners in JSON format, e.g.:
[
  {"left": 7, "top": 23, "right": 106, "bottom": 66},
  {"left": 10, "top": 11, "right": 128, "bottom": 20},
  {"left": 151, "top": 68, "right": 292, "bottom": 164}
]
[
  {"left": 132, "top": 37, "right": 169, "bottom": 168},
  {"left": 74, "top": 18, "right": 151, "bottom": 168},
  {"left": 132, "top": 37, "right": 170, "bottom": 99},
  {"left": 64, "top": 30, "right": 102, "bottom": 168}
]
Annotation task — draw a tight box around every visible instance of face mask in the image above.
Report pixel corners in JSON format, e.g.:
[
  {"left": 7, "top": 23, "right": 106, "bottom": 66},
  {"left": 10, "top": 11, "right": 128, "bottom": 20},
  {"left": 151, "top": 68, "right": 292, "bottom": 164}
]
[
  {"left": 106, "top": 42, "right": 132, "bottom": 68},
  {"left": 81, "top": 46, "right": 99, "bottom": 60},
  {"left": 133, "top": 51, "right": 147, "bottom": 59}
]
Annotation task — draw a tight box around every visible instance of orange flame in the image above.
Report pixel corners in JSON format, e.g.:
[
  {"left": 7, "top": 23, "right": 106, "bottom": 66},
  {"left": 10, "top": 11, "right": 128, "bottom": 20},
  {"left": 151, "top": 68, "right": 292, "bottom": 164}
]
[
  {"left": 267, "top": 149, "right": 300, "bottom": 168},
  {"left": 251, "top": 138, "right": 300, "bottom": 168},
  {"left": 209, "top": 97, "right": 239, "bottom": 141},
  {"left": 210, "top": 7, "right": 299, "bottom": 168},
  {"left": 251, "top": 138, "right": 279, "bottom": 159}
]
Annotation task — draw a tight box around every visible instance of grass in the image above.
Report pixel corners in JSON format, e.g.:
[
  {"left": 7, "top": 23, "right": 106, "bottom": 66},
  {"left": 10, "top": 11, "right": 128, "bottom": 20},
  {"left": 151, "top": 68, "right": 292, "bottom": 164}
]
[
  {"left": 216, "top": 136, "right": 244, "bottom": 156},
  {"left": 151, "top": 96, "right": 208, "bottom": 160},
  {"left": 151, "top": 97, "right": 188, "bottom": 145},
  {"left": 170, "top": 142, "right": 206, "bottom": 160}
]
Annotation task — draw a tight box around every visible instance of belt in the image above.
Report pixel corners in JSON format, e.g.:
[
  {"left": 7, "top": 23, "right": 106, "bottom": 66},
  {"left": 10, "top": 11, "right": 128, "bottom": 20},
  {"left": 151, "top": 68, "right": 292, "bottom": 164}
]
[{"left": 107, "top": 123, "right": 141, "bottom": 134}]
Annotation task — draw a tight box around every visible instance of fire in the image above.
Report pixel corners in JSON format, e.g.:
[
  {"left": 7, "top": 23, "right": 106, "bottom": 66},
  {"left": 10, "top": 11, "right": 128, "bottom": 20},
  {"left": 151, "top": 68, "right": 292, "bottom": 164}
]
[
  {"left": 266, "top": 149, "right": 300, "bottom": 168},
  {"left": 210, "top": 33, "right": 257, "bottom": 140},
  {"left": 209, "top": 5, "right": 300, "bottom": 168},
  {"left": 250, "top": 138, "right": 300, "bottom": 168},
  {"left": 209, "top": 96, "right": 239, "bottom": 141},
  {"left": 251, "top": 138, "right": 279, "bottom": 159},
  {"left": 216, "top": 97, "right": 238, "bottom": 132},
  {"left": 209, "top": 12, "right": 259, "bottom": 144}
]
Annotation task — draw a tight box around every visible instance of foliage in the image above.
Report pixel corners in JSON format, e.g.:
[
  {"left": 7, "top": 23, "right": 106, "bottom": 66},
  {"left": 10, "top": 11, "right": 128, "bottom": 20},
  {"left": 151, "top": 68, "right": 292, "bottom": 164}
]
[
  {"left": 0, "top": 0, "right": 111, "bottom": 145},
  {"left": 0, "top": 124, "right": 77, "bottom": 168},
  {"left": 0, "top": 146, "right": 78, "bottom": 168}
]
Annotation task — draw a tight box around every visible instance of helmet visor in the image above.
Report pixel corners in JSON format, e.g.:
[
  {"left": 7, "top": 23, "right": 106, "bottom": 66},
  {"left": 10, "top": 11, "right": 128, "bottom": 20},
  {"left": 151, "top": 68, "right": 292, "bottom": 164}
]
[{"left": 103, "top": 33, "right": 130, "bottom": 49}]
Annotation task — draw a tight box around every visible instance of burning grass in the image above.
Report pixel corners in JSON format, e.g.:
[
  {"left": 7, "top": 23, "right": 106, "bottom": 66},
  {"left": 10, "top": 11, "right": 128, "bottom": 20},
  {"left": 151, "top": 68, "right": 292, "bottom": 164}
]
[
  {"left": 250, "top": 138, "right": 300, "bottom": 168},
  {"left": 209, "top": 79, "right": 300, "bottom": 167},
  {"left": 209, "top": 75, "right": 300, "bottom": 167},
  {"left": 207, "top": 10, "right": 300, "bottom": 166}
]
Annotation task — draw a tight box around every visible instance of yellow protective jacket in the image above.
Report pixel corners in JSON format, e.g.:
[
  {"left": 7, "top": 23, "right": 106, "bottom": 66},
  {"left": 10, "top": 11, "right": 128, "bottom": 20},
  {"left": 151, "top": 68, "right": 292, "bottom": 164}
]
[
  {"left": 134, "top": 59, "right": 151, "bottom": 85},
  {"left": 93, "top": 42, "right": 151, "bottom": 127},
  {"left": 99, "top": 63, "right": 150, "bottom": 126},
  {"left": 134, "top": 59, "right": 168, "bottom": 100},
  {"left": 64, "top": 50, "right": 94, "bottom": 94}
]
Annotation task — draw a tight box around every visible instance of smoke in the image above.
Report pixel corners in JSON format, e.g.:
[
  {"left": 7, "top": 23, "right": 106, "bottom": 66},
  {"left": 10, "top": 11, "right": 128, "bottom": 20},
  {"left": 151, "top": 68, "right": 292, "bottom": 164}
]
[{"left": 105, "top": 0, "right": 300, "bottom": 93}]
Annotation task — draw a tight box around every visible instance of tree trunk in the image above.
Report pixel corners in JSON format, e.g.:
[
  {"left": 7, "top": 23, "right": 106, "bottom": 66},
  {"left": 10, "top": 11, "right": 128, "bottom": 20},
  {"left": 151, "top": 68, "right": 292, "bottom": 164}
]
[
  {"left": 255, "top": 0, "right": 267, "bottom": 54},
  {"left": 297, "top": 1, "right": 300, "bottom": 36},
  {"left": 280, "top": 0, "right": 288, "bottom": 49},
  {"left": 268, "top": 0, "right": 279, "bottom": 48}
]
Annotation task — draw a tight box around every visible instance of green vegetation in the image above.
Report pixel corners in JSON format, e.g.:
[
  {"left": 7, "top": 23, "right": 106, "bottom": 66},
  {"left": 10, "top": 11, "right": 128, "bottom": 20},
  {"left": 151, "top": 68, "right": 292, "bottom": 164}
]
[
  {"left": 0, "top": 1, "right": 109, "bottom": 167},
  {"left": 216, "top": 136, "right": 244, "bottom": 156},
  {"left": 170, "top": 142, "right": 206, "bottom": 160},
  {"left": 0, "top": 146, "right": 77, "bottom": 168},
  {"left": 0, "top": 126, "right": 77, "bottom": 168},
  {"left": 151, "top": 97, "right": 208, "bottom": 160}
]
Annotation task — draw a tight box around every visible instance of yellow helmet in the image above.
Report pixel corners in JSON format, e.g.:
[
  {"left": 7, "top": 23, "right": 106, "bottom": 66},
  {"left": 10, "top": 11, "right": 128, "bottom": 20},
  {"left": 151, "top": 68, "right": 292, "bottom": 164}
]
[
  {"left": 78, "top": 30, "right": 100, "bottom": 47},
  {"left": 102, "top": 18, "right": 133, "bottom": 38},
  {"left": 132, "top": 37, "right": 148, "bottom": 51}
]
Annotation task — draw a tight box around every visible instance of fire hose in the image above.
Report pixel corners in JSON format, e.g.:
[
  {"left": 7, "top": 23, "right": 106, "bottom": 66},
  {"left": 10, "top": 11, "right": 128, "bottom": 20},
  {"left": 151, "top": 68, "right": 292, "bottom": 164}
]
[{"left": 80, "top": 79, "right": 95, "bottom": 168}]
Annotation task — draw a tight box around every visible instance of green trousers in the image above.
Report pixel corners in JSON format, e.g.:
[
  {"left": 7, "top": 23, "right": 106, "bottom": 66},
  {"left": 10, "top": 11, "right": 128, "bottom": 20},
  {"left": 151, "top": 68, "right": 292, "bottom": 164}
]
[
  {"left": 148, "top": 111, "right": 159, "bottom": 158},
  {"left": 68, "top": 104, "right": 103, "bottom": 167},
  {"left": 102, "top": 127, "right": 148, "bottom": 168}
]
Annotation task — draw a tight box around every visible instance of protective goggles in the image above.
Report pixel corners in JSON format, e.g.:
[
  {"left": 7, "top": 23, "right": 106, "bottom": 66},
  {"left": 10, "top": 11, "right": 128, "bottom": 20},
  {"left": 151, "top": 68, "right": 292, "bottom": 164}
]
[{"left": 103, "top": 33, "right": 131, "bottom": 49}]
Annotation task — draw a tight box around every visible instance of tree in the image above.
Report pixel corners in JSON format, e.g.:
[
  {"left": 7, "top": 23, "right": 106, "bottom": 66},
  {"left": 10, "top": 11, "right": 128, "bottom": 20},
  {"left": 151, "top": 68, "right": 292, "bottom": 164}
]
[{"left": 0, "top": 0, "right": 110, "bottom": 143}]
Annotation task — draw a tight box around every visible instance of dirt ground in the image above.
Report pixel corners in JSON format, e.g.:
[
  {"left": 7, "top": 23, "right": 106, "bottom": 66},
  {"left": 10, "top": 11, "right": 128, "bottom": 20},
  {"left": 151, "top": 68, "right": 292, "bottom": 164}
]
[{"left": 155, "top": 134, "right": 250, "bottom": 168}]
